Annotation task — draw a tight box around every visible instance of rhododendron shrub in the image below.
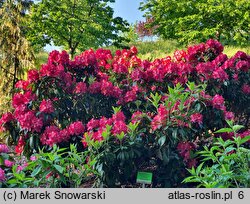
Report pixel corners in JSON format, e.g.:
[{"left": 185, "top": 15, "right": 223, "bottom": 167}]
[
  {"left": 83, "top": 108, "right": 148, "bottom": 187},
  {"left": 0, "top": 39, "right": 249, "bottom": 187},
  {"left": 144, "top": 83, "right": 238, "bottom": 186}
]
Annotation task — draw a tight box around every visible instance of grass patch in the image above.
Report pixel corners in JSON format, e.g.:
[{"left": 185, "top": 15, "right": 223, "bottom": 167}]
[
  {"left": 35, "top": 51, "right": 49, "bottom": 68},
  {"left": 136, "top": 40, "right": 250, "bottom": 60},
  {"left": 36, "top": 40, "right": 250, "bottom": 63},
  {"left": 224, "top": 45, "right": 250, "bottom": 57}
]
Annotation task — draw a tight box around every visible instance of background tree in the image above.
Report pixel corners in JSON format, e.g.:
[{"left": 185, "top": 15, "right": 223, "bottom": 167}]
[
  {"left": 0, "top": 0, "right": 33, "bottom": 10},
  {"left": 140, "top": 0, "right": 250, "bottom": 45},
  {"left": 0, "top": 0, "right": 35, "bottom": 113},
  {"left": 27, "top": 0, "right": 129, "bottom": 58},
  {"left": 120, "top": 24, "right": 139, "bottom": 45},
  {"left": 135, "top": 17, "right": 157, "bottom": 41}
]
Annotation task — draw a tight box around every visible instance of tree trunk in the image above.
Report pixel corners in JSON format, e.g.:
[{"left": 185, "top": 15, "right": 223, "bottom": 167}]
[
  {"left": 70, "top": 47, "right": 75, "bottom": 59},
  {"left": 13, "top": 53, "right": 19, "bottom": 90}
]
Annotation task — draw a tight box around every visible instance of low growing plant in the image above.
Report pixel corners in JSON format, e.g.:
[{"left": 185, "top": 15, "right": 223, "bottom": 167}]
[
  {"left": 183, "top": 121, "right": 250, "bottom": 188},
  {"left": 1, "top": 144, "right": 95, "bottom": 188}
]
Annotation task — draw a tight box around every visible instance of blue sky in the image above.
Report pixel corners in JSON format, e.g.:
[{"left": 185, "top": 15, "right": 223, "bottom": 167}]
[
  {"left": 45, "top": 0, "right": 145, "bottom": 51},
  {"left": 113, "top": 0, "right": 144, "bottom": 24}
]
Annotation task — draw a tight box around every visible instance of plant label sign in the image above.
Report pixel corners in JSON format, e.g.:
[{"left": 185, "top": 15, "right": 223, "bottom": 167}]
[{"left": 136, "top": 171, "right": 153, "bottom": 185}]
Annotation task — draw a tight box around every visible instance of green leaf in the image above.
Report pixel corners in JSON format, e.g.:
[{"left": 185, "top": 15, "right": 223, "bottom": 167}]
[
  {"left": 238, "top": 135, "right": 250, "bottom": 146},
  {"left": 158, "top": 136, "right": 166, "bottom": 146},
  {"left": 226, "top": 120, "right": 234, "bottom": 128},
  {"left": 7, "top": 179, "right": 18, "bottom": 185},
  {"left": 196, "top": 162, "right": 204, "bottom": 175},
  {"left": 116, "top": 132, "right": 125, "bottom": 141},
  {"left": 149, "top": 92, "right": 162, "bottom": 109},
  {"left": 53, "top": 165, "right": 64, "bottom": 174},
  {"left": 232, "top": 125, "right": 244, "bottom": 133},
  {"left": 31, "top": 166, "right": 42, "bottom": 177},
  {"left": 214, "top": 128, "right": 232, "bottom": 134},
  {"left": 112, "top": 106, "right": 121, "bottom": 114}
]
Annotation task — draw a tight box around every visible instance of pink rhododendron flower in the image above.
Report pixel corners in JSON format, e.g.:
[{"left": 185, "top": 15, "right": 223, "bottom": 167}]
[
  {"left": 213, "top": 54, "right": 228, "bottom": 67},
  {"left": 73, "top": 49, "right": 97, "bottom": 67},
  {"left": 130, "top": 46, "right": 138, "bottom": 55},
  {"left": 88, "top": 81, "right": 101, "bottom": 94},
  {"left": 28, "top": 69, "right": 39, "bottom": 82},
  {"left": 92, "top": 131, "right": 104, "bottom": 142},
  {"left": 212, "top": 68, "right": 228, "bottom": 81},
  {"left": 112, "top": 86, "right": 122, "bottom": 98},
  {"left": 234, "top": 51, "right": 248, "bottom": 60},
  {"left": 100, "top": 80, "right": 114, "bottom": 96},
  {"left": 12, "top": 93, "right": 28, "bottom": 108},
  {"left": 131, "top": 111, "right": 143, "bottom": 124},
  {"left": 151, "top": 105, "right": 168, "bottom": 131},
  {"left": 39, "top": 99, "right": 55, "bottom": 114},
  {"left": 113, "top": 62, "right": 129, "bottom": 74},
  {"left": 30, "top": 156, "right": 37, "bottom": 161},
  {"left": 99, "top": 117, "right": 113, "bottom": 130},
  {"left": 75, "top": 82, "right": 87, "bottom": 94},
  {"left": 48, "top": 50, "right": 69, "bottom": 65},
  {"left": 68, "top": 121, "right": 85, "bottom": 136},
  {"left": 196, "top": 62, "right": 214, "bottom": 77},
  {"left": 112, "top": 111, "right": 126, "bottom": 122},
  {"left": 177, "top": 141, "right": 196, "bottom": 163},
  {"left": 242, "top": 84, "right": 250, "bottom": 94},
  {"left": 18, "top": 111, "right": 43, "bottom": 132},
  {"left": 15, "top": 137, "right": 25, "bottom": 155},
  {"left": 224, "top": 111, "right": 235, "bottom": 121},
  {"left": 124, "top": 89, "right": 137, "bottom": 103},
  {"left": 130, "top": 55, "right": 142, "bottom": 67},
  {"left": 151, "top": 115, "right": 163, "bottom": 131},
  {"left": 15, "top": 80, "right": 30, "bottom": 90},
  {"left": 190, "top": 113, "right": 203, "bottom": 125},
  {"left": 205, "top": 39, "right": 223, "bottom": 55},
  {"left": 237, "top": 130, "right": 250, "bottom": 143},
  {"left": 0, "top": 112, "right": 14, "bottom": 126},
  {"left": 0, "top": 168, "right": 6, "bottom": 182},
  {"left": 0, "top": 144, "right": 9, "bottom": 153},
  {"left": 4, "top": 160, "right": 14, "bottom": 167},
  {"left": 87, "top": 118, "right": 100, "bottom": 131},
  {"left": 212, "top": 94, "right": 225, "bottom": 110},
  {"left": 112, "top": 120, "right": 128, "bottom": 135},
  {"left": 186, "top": 43, "right": 205, "bottom": 62},
  {"left": 60, "top": 128, "right": 71, "bottom": 142},
  {"left": 236, "top": 61, "right": 249, "bottom": 72},
  {"left": 40, "top": 126, "right": 61, "bottom": 146},
  {"left": 187, "top": 159, "right": 198, "bottom": 168},
  {"left": 115, "top": 50, "right": 122, "bottom": 56},
  {"left": 40, "top": 63, "right": 64, "bottom": 78},
  {"left": 174, "top": 50, "right": 187, "bottom": 62}
]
